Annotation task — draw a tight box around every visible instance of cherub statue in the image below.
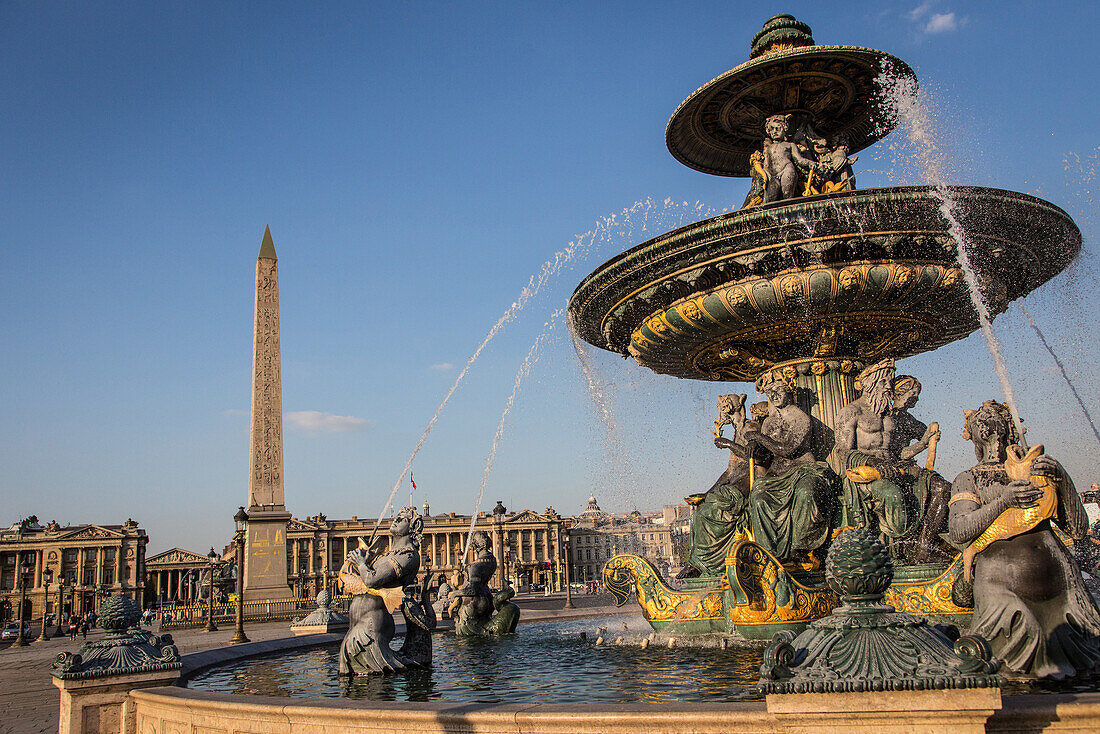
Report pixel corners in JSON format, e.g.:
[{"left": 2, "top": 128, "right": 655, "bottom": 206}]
[
  {"left": 815, "top": 136, "right": 857, "bottom": 193},
  {"left": 337, "top": 506, "right": 426, "bottom": 675},
  {"left": 762, "top": 114, "right": 818, "bottom": 202}
]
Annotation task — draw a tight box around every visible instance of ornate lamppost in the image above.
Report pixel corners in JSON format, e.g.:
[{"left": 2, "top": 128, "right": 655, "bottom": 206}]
[
  {"left": 229, "top": 507, "right": 249, "bottom": 645},
  {"left": 54, "top": 577, "right": 68, "bottom": 637},
  {"left": 37, "top": 566, "right": 53, "bottom": 641},
  {"left": 14, "top": 554, "right": 33, "bottom": 646},
  {"left": 563, "top": 533, "right": 575, "bottom": 610},
  {"left": 203, "top": 547, "right": 218, "bottom": 633}
]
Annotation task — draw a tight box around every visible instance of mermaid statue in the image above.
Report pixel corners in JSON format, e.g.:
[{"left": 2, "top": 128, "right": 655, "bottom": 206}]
[
  {"left": 337, "top": 506, "right": 431, "bottom": 675},
  {"left": 449, "top": 531, "right": 520, "bottom": 637},
  {"left": 949, "top": 400, "right": 1100, "bottom": 678}
]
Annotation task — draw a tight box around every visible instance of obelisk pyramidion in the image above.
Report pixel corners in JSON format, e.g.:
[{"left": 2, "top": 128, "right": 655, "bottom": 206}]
[{"left": 243, "top": 226, "right": 292, "bottom": 600}]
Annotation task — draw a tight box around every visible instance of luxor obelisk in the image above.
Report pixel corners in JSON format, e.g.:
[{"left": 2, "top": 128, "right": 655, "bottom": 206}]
[{"left": 243, "top": 226, "right": 293, "bottom": 600}]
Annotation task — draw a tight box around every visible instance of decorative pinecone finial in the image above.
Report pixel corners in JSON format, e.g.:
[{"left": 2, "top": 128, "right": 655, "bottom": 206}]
[
  {"left": 750, "top": 14, "right": 815, "bottom": 59},
  {"left": 97, "top": 595, "right": 142, "bottom": 632},
  {"left": 316, "top": 589, "right": 332, "bottom": 610},
  {"left": 825, "top": 527, "right": 893, "bottom": 603}
]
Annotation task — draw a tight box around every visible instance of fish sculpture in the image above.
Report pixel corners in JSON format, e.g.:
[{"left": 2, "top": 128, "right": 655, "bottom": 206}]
[
  {"left": 962, "top": 443, "right": 1056, "bottom": 581},
  {"left": 337, "top": 537, "right": 407, "bottom": 613}
]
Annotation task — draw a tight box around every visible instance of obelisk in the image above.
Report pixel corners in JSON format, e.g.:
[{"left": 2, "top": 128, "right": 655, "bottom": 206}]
[{"left": 243, "top": 226, "right": 292, "bottom": 600}]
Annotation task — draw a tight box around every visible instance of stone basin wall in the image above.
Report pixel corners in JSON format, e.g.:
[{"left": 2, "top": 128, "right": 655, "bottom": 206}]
[{"left": 121, "top": 685, "right": 1100, "bottom": 734}]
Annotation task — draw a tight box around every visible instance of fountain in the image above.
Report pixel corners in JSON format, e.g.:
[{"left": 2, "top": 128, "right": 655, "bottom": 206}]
[
  {"left": 57, "top": 14, "right": 1100, "bottom": 734},
  {"left": 570, "top": 13, "right": 1084, "bottom": 645}
]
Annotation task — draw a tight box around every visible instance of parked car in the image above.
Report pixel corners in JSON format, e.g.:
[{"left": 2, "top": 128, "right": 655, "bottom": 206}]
[{"left": 1, "top": 622, "right": 31, "bottom": 640}]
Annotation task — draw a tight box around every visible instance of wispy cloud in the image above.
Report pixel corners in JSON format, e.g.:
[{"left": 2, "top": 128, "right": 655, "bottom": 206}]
[
  {"left": 285, "top": 411, "right": 371, "bottom": 433},
  {"left": 908, "top": 1, "right": 933, "bottom": 20},
  {"left": 924, "top": 12, "right": 958, "bottom": 33},
  {"left": 429, "top": 362, "right": 454, "bottom": 372}
]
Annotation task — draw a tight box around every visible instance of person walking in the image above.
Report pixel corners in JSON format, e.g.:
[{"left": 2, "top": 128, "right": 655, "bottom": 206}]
[
  {"left": 80, "top": 617, "right": 88, "bottom": 639},
  {"left": 67, "top": 616, "right": 79, "bottom": 640}
]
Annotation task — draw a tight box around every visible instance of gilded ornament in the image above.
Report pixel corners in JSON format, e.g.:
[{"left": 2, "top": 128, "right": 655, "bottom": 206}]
[
  {"left": 893, "top": 265, "right": 913, "bottom": 287},
  {"left": 810, "top": 361, "right": 827, "bottom": 375},
  {"left": 838, "top": 267, "right": 862, "bottom": 290},
  {"left": 941, "top": 267, "right": 962, "bottom": 288},
  {"left": 726, "top": 287, "right": 748, "bottom": 306},
  {"left": 780, "top": 275, "right": 802, "bottom": 299}
]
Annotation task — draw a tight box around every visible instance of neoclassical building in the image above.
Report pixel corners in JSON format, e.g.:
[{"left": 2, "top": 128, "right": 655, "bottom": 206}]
[
  {"left": 283, "top": 502, "right": 566, "bottom": 596},
  {"left": 0, "top": 516, "right": 147, "bottom": 621},
  {"left": 567, "top": 497, "right": 681, "bottom": 583},
  {"left": 144, "top": 547, "right": 223, "bottom": 607}
]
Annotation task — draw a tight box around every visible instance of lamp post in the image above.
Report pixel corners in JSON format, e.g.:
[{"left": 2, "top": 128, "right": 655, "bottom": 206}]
[
  {"left": 229, "top": 507, "right": 249, "bottom": 645},
  {"left": 14, "top": 554, "right": 33, "bottom": 646},
  {"left": 37, "top": 567, "right": 53, "bottom": 641},
  {"left": 203, "top": 547, "right": 218, "bottom": 633},
  {"left": 563, "top": 533, "right": 575, "bottom": 610},
  {"left": 54, "top": 577, "right": 67, "bottom": 637}
]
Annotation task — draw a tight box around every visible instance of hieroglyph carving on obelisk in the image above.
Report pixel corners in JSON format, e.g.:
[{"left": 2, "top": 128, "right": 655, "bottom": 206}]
[{"left": 248, "top": 225, "right": 284, "bottom": 510}]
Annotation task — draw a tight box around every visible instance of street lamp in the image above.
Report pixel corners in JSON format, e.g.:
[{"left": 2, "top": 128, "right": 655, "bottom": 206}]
[
  {"left": 203, "top": 547, "right": 218, "bottom": 633},
  {"left": 563, "top": 533, "right": 575, "bottom": 610},
  {"left": 14, "top": 554, "right": 33, "bottom": 646},
  {"left": 229, "top": 507, "right": 249, "bottom": 645},
  {"left": 54, "top": 577, "right": 67, "bottom": 637},
  {"left": 37, "top": 566, "right": 53, "bottom": 641}
]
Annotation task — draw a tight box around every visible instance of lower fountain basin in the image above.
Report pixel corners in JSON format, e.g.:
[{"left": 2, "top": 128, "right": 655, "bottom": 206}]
[{"left": 568, "top": 186, "right": 1080, "bottom": 381}]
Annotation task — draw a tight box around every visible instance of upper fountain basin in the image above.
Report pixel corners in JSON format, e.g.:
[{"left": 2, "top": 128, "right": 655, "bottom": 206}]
[{"left": 568, "top": 186, "right": 1080, "bottom": 382}]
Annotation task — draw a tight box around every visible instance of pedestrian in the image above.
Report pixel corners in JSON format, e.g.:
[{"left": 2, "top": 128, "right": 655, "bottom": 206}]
[
  {"left": 68, "top": 616, "right": 78, "bottom": 640},
  {"left": 80, "top": 618, "right": 88, "bottom": 639}
]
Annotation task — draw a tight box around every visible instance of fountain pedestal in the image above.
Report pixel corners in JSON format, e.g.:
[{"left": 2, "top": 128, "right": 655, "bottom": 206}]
[{"left": 766, "top": 688, "right": 1002, "bottom": 734}]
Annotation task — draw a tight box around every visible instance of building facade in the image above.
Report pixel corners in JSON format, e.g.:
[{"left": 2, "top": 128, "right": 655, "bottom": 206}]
[
  {"left": 566, "top": 497, "right": 681, "bottom": 584},
  {"left": 282, "top": 502, "right": 566, "bottom": 597},
  {"left": 0, "top": 516, "right": 147, "bottom": 621},
  {"left": 144, "top": 547, "right": 217, "bottom": 607}
]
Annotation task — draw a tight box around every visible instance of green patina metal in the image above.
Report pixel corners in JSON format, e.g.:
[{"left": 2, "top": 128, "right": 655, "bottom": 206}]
[
  {"left": 757, "top": 528, "right": 1001, "bottom": 693},
  {"left": 50, "top": 595, "right": 180, "bottom": 680}
]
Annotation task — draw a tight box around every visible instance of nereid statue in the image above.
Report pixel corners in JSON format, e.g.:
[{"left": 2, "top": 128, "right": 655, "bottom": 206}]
[
  {"left": 338, "top": 506, "right": 431, "bottom": 675},
  {"left": 949, "top": 400, "right": 1100, "bottom": 678},
  {"left": 449, "top": 531, "right": 520, "bottom": 637},
  {"left": 744, "top": 372, "right": 835, "bottom": 566}
]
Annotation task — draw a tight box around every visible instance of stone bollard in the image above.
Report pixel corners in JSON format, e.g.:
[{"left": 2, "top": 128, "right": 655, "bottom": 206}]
[
  {"left": 290, "top": 589, "right": 348, "bottom": 635},
  {"left": 51, "top": 595, "right": 180, "bottom": 734},
  {"left": 720, "top": 638, "right": 728, "bottom": 650},
  {"left": 580, "top": 631, "right": 587, "bottom": 641},
  {"left": 615, "top": 636, "right": 624, "bottom": 645},
  {"left": 640, "top": 638, "right": 650, "bottom": 649},
  {"left": 595, "top": 636, "right": 604, "bottom": 646}
]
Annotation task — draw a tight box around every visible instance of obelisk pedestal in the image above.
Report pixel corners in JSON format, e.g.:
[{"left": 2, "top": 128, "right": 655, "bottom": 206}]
[{"left": 243, "top": 226, "right": 292, "bottom": 601}]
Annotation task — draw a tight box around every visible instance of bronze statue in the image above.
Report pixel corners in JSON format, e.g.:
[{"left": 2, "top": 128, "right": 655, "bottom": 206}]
[
  {"left": 449, "top": 531, "right": 520, "bottom": 637},
  {"left": 762, "top": 114, "right": 818, "bottom": 203},
  {"left": 337, "top": 506, "right": 427, "bottom": 675},
  {"left": 949, "top": 400, "right": 1100, "bottom": 678},
  {"left": 888, "top": 375, "right": 953, "bottom": 562},
  {"left": 743, "top": 371, "right": 835, "bottom": 565},
  {"left": 677, "top": 397, "right": 763, "bottom": 578},
  {"left": 835, "top": 359, "right": 918, "bottom": 548}
]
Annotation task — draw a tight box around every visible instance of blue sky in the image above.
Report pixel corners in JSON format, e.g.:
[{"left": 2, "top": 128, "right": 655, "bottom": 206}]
[{"left": 2, "top": 1, "right": 1098, "bottom": 554}]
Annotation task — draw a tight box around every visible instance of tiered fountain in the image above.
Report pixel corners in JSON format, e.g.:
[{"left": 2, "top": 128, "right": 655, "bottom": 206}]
[{"left": 570, "top": 14, "right": 1081, "bottom": 641}]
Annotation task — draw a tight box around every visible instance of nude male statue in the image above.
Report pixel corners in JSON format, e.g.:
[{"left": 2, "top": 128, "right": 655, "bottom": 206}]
[
  {"left": 835, "top": 361, "right": 952, "bottom": 562},
  {"left": 834, "top": 359, "right": 915, "bottom": 545}
]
